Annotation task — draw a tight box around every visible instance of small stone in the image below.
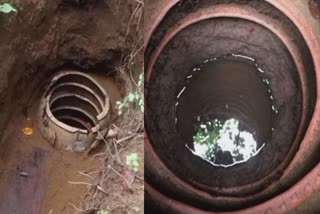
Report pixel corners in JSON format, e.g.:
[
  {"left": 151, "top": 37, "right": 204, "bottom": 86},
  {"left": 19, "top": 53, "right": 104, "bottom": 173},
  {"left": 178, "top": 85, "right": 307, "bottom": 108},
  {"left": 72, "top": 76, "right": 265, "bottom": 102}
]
[
  {"left": 106, "top": 129, "right": 118, "bottom": 138},
  {"left": 19, "top": 172, "right": 29, "bottom": 177}
]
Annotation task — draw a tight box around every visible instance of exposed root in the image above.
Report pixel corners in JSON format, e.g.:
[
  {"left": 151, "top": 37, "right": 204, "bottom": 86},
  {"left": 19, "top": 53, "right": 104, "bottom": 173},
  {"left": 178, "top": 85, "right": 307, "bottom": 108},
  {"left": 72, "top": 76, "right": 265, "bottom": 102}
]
[{"left": 71, "top": 1, "right": 145, "bottom": 213}]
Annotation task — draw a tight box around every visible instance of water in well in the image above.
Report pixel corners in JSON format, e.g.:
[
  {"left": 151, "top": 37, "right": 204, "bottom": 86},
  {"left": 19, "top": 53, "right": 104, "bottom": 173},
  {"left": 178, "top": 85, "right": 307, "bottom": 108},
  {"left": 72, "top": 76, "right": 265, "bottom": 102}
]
[{"left": 175, "top": 54, "right": 278, "bottom": 167}]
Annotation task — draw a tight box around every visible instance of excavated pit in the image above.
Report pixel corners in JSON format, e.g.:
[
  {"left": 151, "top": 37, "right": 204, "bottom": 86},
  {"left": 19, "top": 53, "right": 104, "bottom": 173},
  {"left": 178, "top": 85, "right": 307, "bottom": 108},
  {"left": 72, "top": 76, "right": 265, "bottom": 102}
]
[
  {"left": 0, "top": 0, "right": 130, "bottom": 213},
  {"left": 145, "top": 0, "right": 320, "bottom": 212}
]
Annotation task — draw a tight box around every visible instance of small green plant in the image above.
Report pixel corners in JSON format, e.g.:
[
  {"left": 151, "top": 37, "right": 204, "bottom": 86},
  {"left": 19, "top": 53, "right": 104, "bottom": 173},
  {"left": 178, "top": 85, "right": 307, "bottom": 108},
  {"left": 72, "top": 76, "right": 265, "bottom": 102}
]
[
  {"left": 0, "top": 3, "right": 16, "bottom": 13},
  {"left": 97, "top": 209, "right": 110, "bottom": 214},
  {"left": 126, "top": 153, "right": 139, "bottom": 172},
  {"left": 116, "top": 73, "right": 144, "bottom": 115}
]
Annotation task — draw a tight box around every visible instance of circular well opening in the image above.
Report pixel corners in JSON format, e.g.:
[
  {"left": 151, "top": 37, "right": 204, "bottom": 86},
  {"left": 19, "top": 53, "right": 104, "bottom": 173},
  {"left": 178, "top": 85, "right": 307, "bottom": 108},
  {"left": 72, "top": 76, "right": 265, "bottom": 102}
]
[
  {"left": 45, "top": 71, "right": 109, "bottom": 133},
  {"left": 176, "top": 55, "right": 275, "bottom": 167},
  {"left": 145, "top": 0, "right": 317, "bottom": 210}
]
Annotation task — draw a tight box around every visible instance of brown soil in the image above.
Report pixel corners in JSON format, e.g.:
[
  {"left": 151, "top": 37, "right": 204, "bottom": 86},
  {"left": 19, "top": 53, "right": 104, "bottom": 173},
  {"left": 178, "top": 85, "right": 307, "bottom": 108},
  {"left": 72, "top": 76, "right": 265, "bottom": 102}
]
[
  {"left": 0, "top": 103, "right": 100, "bottom": 213},
  {"left": 82, "top": 108, "right": 144, "bottom": 214},
  {"left": 0, "top": 0, "right": 144, "bottom": 213}
]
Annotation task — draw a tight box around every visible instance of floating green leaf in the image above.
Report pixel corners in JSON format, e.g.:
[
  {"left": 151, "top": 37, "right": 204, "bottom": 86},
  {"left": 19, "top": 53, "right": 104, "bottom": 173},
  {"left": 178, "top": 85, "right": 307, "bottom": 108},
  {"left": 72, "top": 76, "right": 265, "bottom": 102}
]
[{"left": 0, "top": 3, "right": 17, "bottom": 13}]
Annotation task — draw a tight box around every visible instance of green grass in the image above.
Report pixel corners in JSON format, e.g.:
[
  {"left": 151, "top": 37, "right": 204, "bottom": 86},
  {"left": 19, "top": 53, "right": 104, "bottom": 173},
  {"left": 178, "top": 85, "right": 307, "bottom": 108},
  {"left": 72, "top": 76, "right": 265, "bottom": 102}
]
[
  {"left": 97, "top": 209, "right": 110, "bottom": 214},
  {"left": 116, "top": 73, "right": 144, "bottom": 115},
  {"left": 126, "top": 153, "right": 139, "bottom": 172}
]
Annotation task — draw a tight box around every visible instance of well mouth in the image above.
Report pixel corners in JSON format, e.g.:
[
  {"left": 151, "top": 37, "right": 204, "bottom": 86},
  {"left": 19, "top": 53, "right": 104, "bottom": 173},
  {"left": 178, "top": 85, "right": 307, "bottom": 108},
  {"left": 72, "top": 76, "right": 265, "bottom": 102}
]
[
  {"left": 145, "top": 0, "right": 318, "bottom": 212},
  {"left": 39, "top": 70, "right": 111, "bottom": 152},
  {"left": 46, "top": 71, "right": 108, "bottom": 133},
  {"left": 147, "top": 15, "right": 308, "bottom": 188}
]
